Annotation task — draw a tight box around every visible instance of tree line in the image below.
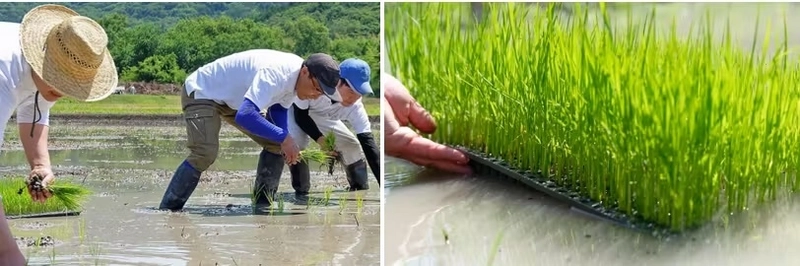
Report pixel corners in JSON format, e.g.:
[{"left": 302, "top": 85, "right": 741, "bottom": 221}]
[{"left": 0, "top": 3, "right": 381, "bottom": 96}]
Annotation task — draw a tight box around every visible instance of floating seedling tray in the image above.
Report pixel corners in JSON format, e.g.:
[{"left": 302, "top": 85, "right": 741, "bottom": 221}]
[
  {"left": 454, "top": 146, "right": 675, "bottom": 238},
  {"left": 7, "top": 211, "right": 82, "bottom": 220}
]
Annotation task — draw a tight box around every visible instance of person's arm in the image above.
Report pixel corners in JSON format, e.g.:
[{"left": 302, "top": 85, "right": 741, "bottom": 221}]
[
  {"left": 344, "top": 101, "right": 380, "bottom": 179},
  {"left": 357, "top": 132, "right": 380, "bottom": 180},
  {"left": 235, "top": 99, "right": 287, "bottom": 143},
  {"left": 235, "top": 68, "right": 289, "bottom": 143},
  {"left": 16, "top": 92, "right": 55, "bottom": 170},
  {"left": 293, "top": 103, "right": 325, "bottom": 142}
]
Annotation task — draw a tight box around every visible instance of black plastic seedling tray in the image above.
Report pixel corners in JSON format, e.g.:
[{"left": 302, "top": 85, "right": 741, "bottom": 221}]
[
  {"left": 7, "top": 211, "right": 81, "bottom": 220},
  {"left": 455, "top": 146, "right": 674, "bottom": 237}
]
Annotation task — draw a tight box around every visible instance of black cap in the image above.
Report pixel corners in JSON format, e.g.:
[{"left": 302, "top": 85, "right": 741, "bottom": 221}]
[{"left": 303, "top": 53, "right": 340, "bottom": 99}]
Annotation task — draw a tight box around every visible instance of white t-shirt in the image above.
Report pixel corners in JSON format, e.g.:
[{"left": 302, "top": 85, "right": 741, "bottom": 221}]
[
  {"left": 0, "top": 22, "right": 56, "bottom": 149},
  {"left": 184, "top": 49, "right": 303, "bottom": 110},
  {"left": 294, "top": 97, "right": 371, "bottom": 134}
]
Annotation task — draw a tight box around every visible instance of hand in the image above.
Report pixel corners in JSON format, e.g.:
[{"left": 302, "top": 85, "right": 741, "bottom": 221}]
[
  {"left": 383, "top": 73, "right": 472, "bottom": 174},
  {"left": 26, "top": 167, "right": 55, "bottom": 203},
  {"left": 281, "top": 136, "right": 300, "bottom": 165}
]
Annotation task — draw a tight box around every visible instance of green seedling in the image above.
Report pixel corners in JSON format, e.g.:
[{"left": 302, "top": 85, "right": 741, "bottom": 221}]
[
  {"left": 388, "top": 2, "right": 800, "bottom": 231},
  {"left": 299, "top": 149, "right": 331, "bottom": 164},
  {"left": 323, "top": 131, "right": 341, "bottom": 175},
  {"left": 2, "top": 177, "right": 91, "bottom": 216}
]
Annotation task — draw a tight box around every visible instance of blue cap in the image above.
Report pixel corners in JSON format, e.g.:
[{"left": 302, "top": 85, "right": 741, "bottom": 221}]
[{"left": 339, "top": 58, "right": 372, "bottom": 95}]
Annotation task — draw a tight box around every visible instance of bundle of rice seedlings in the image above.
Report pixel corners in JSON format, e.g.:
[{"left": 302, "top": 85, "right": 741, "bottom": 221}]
[
  {"left": 299, "top": 149, "right": 331, "bottom": 164},
  {"left": 322, "top": 131, "right": 341, "bottom": 175},
  {"left": 1, "top": 176, "right": 91, "bottom": 216}
]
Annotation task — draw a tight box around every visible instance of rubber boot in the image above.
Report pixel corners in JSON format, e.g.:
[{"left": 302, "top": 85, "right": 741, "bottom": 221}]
[
  {"left": 253, "top": 149, "right": 285, "bottom": 207},
  {"left": 159, "top": 160, "right": 202, "bottom": 211},
  {"left": 345, "top": 159, "right": 369, "bottom": 191},
  {"left": 290, "top": 159, "right": 311, "bottom": 204}
]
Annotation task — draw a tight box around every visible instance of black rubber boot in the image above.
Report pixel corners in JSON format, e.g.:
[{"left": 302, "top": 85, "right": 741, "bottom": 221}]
[
  {"left": 253, "top": 149, "right": 285, "bottom": 207},
  {"left": 159, "top": 160, "right": 202, "bottom": 211},
  {"left": 345, "top": 159, "right": 369, "bottom": 191},
  {"left": 290, "top": 159, "right": 311, "bottom": 204}
]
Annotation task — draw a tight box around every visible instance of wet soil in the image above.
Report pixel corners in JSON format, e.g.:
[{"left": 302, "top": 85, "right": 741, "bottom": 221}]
[{"left": 2, "top": 120, "right": 381, "bottom": 265}]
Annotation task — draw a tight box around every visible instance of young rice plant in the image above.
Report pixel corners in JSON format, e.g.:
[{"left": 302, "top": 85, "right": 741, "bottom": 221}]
[
  {"left": 386, "top": 2, "right": 800, "bottom": 232},
  {"left": 0, "top": 177, "right": 91, "bottom": 216}
]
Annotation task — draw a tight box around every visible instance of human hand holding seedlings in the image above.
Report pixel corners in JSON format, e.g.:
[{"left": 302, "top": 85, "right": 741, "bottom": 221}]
[
  {"left": 26, "top": 167, "right": 55, "bottom": 203},
  {"left": 281, "top": 136, "right": 300, "bottom": 165},
  {"left": 383, "top": 73, "right": 472, "bottom": 174},
  {"left": 316, "top": 136, "right": 338, "bottom": 156}
]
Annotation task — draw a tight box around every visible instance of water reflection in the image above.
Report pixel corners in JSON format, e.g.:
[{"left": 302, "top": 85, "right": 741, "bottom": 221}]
[{"left": 385, "top": 157, "right": 800, "bottom": 266}]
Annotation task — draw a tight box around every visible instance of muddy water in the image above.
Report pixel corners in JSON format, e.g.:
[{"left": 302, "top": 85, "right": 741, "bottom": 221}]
[
  {"left": 384, "top": 3, "right": 800, "bottom": 265},
  {"left": 2, "top": 119, "right": 381, "bottom": 265},
  {"left": 385, "top": 158, "right": 800, "bottom": 266}
]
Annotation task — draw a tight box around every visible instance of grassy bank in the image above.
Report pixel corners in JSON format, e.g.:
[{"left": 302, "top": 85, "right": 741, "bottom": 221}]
[
  {"left": 0, "top": 177, "right": 91, "bottom": 217},
  {"left": 387, "top": 2, "right": 800, "bottom": 232},
  {"left": 50, "top": 94, "right": 381, "bottom": 116}
]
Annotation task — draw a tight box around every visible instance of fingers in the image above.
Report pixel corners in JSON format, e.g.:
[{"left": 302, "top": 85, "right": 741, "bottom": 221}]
[
  {"left": 383, "top": 73, "right": 438, "bottom": 134},
  {"left": 407, "top": 101, "right": 437, "bottom": 134},
  {"left": 407, "top": 135, "right": 469, "bottom": 164},
  {"left": 405, "top": 156, "right": 473, "bottom": 175}
]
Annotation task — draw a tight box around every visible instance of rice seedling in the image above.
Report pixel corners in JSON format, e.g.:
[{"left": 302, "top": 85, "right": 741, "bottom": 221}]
[
  {"left": 322, "top": 131, "right": 340, "bottom": 175},
  {"left": 338, "top": 194, "right": 348, "bottom": 214},
  {"left": 299, "top": 149, "right": 330, "bottom": 164},
  {"left": 0, "top": 177, "right": 91, "bottom": 216},
  {"left": 387, "top": 2, "right": 800, "bottom": 232},
  {"left": 323, "top": 186, "right": 333, "bottom": 206}
]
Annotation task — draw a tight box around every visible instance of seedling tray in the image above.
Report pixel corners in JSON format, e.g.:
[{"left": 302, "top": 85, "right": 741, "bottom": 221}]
[
  {"left": 7, "top": 211, "right": 82, "bottom": 220},
  {"left": 455, "top": 146, "right": 674, "bottom": 238}
]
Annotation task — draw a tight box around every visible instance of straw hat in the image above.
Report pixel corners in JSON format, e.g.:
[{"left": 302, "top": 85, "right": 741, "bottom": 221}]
[{"left": 20, "top": 4, "right": 118, "bottom": 102}]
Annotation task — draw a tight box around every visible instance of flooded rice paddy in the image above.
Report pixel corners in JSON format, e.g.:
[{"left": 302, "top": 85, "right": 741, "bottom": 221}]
[
  {"left": 383, "top": 3, "right": 800, "bottom": 266},
  {"left": 2, "top": 117, "right": 381, "bottom": 265}
]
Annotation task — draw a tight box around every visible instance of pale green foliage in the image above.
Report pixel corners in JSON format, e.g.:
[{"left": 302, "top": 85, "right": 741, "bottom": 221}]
[{"left": 387, "top": 2, "right": 800, "bottom": 231}]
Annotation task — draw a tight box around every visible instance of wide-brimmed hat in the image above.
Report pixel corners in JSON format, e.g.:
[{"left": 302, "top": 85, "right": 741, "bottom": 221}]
[{"left": 20, "top": 4, "right": 118, "bottom": 102}]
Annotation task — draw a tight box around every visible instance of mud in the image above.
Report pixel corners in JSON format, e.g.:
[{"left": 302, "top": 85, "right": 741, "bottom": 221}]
[
  {"left": 2, "top": 120, "right": 381, "bottom": 265},
  {"left": 15, "top": 236, "right": 56, "bottom": 247}
]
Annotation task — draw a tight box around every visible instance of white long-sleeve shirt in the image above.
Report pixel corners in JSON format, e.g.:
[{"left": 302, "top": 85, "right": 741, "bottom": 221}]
[
  {"left": 293, "top": 96, "right": 371, "bottom": 134},
  {"left": 0, "top": 22, "right": 56, "bottom": 149}
]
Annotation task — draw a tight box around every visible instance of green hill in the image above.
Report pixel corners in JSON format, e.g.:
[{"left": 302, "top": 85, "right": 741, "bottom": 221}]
[{"left": 0, "top": 2, "right": 381, "bottom": 96}]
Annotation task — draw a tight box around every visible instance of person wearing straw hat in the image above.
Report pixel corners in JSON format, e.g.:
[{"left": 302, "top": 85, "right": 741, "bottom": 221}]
[
  {"left": 0, "top": 4, "right": 117, "bottom": 263},
  {"left": 158, "top": 49, "right": 343, "bottom": 211},
  {"left": 285, "top": 58, "right": 379, "bottom": 203}
]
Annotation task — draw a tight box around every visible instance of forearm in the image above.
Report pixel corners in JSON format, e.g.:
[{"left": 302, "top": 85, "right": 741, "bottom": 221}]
[
  {"left": 18, "top": 123, "right": 51, "bottom": 169},
  {"left": 0, "top": 202, "right": 25, "bottom": 262},
  {"left": 356, "top": 132, "right": 380, "bottom": 179},
  {"left": 293, "top": 104, "right": 324, "bottom": 141},
  {"left": 268, "top": 104, "right": 288, "bottom": 132},
  {"left": 235, "top": 99, "right": 287, "bottom": 143}
]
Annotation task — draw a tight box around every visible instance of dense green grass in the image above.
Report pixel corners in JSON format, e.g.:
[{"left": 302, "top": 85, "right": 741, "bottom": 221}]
[
  {"left": 52, "top": 94, "right": 182, "bottom": 115},
  {"left": 0, "top": 177, "right": 91, "bottom": 216},
  {"left": 51, "top": 94, "right": 381, "bottom": 116},
  {"left": 387, "top": 2, "right": 800, "bottom": 231}
]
